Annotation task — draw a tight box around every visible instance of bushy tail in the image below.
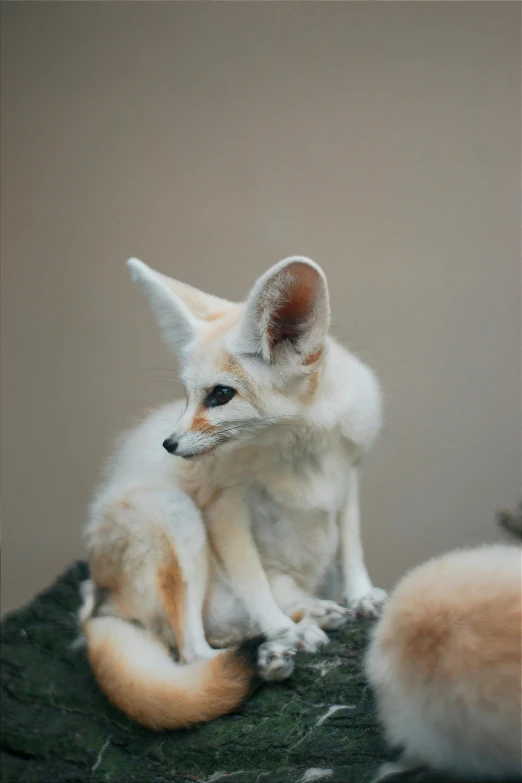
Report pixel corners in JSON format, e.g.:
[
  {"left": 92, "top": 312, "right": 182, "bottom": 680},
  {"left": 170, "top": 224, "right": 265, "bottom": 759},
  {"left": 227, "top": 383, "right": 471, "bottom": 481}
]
[{"left": 79, "top": 584, "right": 265, "bottom": 730}]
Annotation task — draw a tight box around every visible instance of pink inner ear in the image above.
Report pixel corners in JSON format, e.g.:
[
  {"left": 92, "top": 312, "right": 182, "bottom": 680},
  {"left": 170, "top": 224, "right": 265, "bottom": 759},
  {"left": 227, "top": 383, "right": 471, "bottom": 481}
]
[{"left": 268, "top": 263, "right": 318, "bottom": 347}]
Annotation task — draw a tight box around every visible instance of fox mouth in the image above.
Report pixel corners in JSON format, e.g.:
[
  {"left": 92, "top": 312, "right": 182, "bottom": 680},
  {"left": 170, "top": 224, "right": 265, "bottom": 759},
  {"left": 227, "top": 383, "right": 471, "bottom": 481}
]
[
  {"left": 172, "top": 423, "right": 264, "bottom": 460},
  {"left": 178, "top": 441, "right": 224, "bottom": 460},
  {"left": 180, "top": 449, "right": 214, "bottom": 460},
  {"left": 177, "top": 428, "right": 245, "bottom": 458}
]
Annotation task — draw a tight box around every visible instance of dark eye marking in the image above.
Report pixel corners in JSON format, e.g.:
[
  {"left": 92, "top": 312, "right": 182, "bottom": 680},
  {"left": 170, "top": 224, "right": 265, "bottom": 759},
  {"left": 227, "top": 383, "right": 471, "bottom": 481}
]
[{"left": 204, "top": 385, "right": 237, "bottom": 408}]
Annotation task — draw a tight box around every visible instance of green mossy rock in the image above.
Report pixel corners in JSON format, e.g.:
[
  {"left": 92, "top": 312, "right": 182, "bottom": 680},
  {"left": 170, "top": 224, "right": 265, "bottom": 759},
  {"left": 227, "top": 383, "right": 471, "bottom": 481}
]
[{"left": 1, "top": 564, "right": 454, "bottom": 783}]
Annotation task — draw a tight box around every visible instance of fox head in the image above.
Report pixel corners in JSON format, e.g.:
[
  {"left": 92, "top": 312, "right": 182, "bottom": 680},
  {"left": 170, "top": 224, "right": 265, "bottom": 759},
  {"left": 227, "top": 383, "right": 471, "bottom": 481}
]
[{"left": 127, "top": 256, "right": 331, "bottom": 458}]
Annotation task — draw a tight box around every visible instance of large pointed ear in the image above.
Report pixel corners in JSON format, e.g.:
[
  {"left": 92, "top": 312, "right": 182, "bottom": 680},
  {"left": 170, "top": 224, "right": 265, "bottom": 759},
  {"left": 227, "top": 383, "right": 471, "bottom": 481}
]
[
  {"left": 127, "top": 258, "right": 198, "bottom": 353},
  {"left": 128, "top": 257, "right": 234, "bottom": 355},
  {"left": 236, "top": 256, "right": 330, "bottom": 363}
]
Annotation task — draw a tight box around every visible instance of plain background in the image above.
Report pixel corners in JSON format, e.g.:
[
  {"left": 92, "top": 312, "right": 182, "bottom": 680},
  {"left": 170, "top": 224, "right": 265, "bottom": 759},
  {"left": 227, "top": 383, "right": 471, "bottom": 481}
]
[{"left": 1, "top": 2, "right": 520, "bottom": 614}]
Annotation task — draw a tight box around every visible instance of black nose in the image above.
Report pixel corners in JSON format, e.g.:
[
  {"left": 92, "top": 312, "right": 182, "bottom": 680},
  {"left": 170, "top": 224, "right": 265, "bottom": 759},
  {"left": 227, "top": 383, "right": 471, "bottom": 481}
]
[{"left": 162, "top": 438, "right": 178, "bottom": 454}]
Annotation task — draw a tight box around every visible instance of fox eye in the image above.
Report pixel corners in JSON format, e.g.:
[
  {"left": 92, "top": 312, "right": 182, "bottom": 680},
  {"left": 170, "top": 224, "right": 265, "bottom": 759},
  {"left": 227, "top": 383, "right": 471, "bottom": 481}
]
[{"left": 205, "top": 385, "right": 237, "bottom": 407}]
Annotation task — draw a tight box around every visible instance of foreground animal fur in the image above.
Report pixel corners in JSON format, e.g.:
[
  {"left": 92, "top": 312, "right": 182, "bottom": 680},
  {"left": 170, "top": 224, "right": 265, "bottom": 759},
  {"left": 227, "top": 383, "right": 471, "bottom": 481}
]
[
  {"left": 80, "top": 255, "right": 385, "bottom": 729},
  {"left": 366, "top": 544, "right": 522, "bottom": 781}
]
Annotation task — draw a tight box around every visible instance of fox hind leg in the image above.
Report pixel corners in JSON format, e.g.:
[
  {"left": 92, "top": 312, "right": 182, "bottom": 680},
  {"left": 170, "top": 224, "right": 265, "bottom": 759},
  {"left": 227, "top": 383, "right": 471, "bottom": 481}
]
[
  {"left": 86, "top": 486, "right": 217, "bottom": 663},
  {"left": 153, "top": 488, "right": 218, "bottom": 663}
]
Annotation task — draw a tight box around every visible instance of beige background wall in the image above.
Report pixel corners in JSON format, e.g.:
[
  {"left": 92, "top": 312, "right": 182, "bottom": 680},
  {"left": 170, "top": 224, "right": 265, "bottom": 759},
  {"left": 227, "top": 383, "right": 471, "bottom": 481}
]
[{"left": 1, "top": 2, "right": 520, "bottom": 614}]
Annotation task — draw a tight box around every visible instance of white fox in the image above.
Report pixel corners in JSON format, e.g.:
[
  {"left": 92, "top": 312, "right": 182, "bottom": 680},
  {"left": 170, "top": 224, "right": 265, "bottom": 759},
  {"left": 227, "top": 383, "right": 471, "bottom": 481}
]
[{"left": 80, "top": 255, "right": 385, "bottom": 730}]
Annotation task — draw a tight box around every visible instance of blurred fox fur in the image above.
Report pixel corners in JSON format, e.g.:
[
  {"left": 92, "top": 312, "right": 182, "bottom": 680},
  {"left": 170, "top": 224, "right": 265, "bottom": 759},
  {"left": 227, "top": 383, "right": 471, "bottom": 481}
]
[
  {"left": 79, "top": 255, "right": 385, "bottom": 730},
  {"left": 366, "top": 543, "right": 522, "bottom": 781}
]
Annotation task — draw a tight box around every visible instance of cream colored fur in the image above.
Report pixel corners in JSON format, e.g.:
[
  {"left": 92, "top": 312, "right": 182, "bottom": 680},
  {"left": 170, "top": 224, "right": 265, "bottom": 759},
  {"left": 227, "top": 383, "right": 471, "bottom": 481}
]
[
  {"left": 80, "top": 255, "right": 385, "bottom": 729},
  {"left": 366, "top": 544, "right": 522, "bottom": 781}
]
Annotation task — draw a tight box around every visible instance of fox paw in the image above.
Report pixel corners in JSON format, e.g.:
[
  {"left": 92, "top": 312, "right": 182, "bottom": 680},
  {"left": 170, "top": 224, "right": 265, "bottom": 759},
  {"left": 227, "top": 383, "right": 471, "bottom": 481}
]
[
  {"left": 257, "top": 632, "right": 297, "bottom": 682},
  {"left": 349, "top": 587, "right": 387, "bottom": 618},
  {"left": 191, "top": 643, "right": 222, "bottom": 662},
  {"left": 296, "top": 600, "right": 354, "bottom": 630},
  {"left": 294, "top": 618, "right": 329, "bottom": 652}
]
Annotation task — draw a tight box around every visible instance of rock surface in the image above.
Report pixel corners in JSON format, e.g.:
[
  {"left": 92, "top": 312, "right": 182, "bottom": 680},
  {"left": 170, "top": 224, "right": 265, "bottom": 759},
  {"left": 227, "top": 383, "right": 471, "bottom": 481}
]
[{"left": 2, "top": 563, "right": 453, "bottom": 783}]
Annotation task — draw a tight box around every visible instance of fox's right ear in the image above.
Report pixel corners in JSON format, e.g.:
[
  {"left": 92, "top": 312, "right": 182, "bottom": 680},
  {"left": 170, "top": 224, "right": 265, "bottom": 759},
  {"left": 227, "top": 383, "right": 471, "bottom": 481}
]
[{"left": 127, "top": 258, "right": 198, "bottom": 354}]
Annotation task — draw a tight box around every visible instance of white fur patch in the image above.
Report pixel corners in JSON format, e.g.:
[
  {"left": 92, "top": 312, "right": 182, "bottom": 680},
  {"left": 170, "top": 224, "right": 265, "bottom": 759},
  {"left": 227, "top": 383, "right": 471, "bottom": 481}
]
[
  {"left": 315, "top": 704, "right": 356, "bottom": 726},
  {"left": 91, "top": 735, "right": 112, "bottom": 773},
  {"left": 306, "top": 657, "right": 344, "bottom": 677},
  {"left": 298, "top": 769, "right": 334, "bottom": 783}
]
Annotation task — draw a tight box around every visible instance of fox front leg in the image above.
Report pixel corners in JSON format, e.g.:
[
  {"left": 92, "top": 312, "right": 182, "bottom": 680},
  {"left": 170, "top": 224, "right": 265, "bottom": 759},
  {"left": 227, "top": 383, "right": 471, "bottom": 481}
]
[
  {"left": 205, "top": 488, "right": 328, "bottom": 652},
  {"left": 339, "top": 469, "right": 387, "bottom": 618}
]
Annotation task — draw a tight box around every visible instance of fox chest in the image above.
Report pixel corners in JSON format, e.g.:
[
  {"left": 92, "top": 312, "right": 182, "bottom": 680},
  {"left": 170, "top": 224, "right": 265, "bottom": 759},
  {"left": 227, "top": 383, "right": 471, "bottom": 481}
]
[{"left": 246, "top": 460, "right": 347, "bottom": 588}]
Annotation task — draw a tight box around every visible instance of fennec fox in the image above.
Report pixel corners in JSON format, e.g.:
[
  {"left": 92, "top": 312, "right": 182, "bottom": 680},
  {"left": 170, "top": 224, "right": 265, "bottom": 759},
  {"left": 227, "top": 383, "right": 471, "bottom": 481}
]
[
  {"left": 80, "top": 255, "right": 385, "bottom": 729},
  {"left": 366, "top": 544, "right": 522, "bottom": 781}
]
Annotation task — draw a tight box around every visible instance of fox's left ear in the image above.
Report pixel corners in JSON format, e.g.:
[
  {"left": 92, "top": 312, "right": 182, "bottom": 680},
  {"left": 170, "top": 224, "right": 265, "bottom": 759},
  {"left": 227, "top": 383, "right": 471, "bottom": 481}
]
[{"left": 237, "top": 256, "right": 330, "bottom": 363}]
